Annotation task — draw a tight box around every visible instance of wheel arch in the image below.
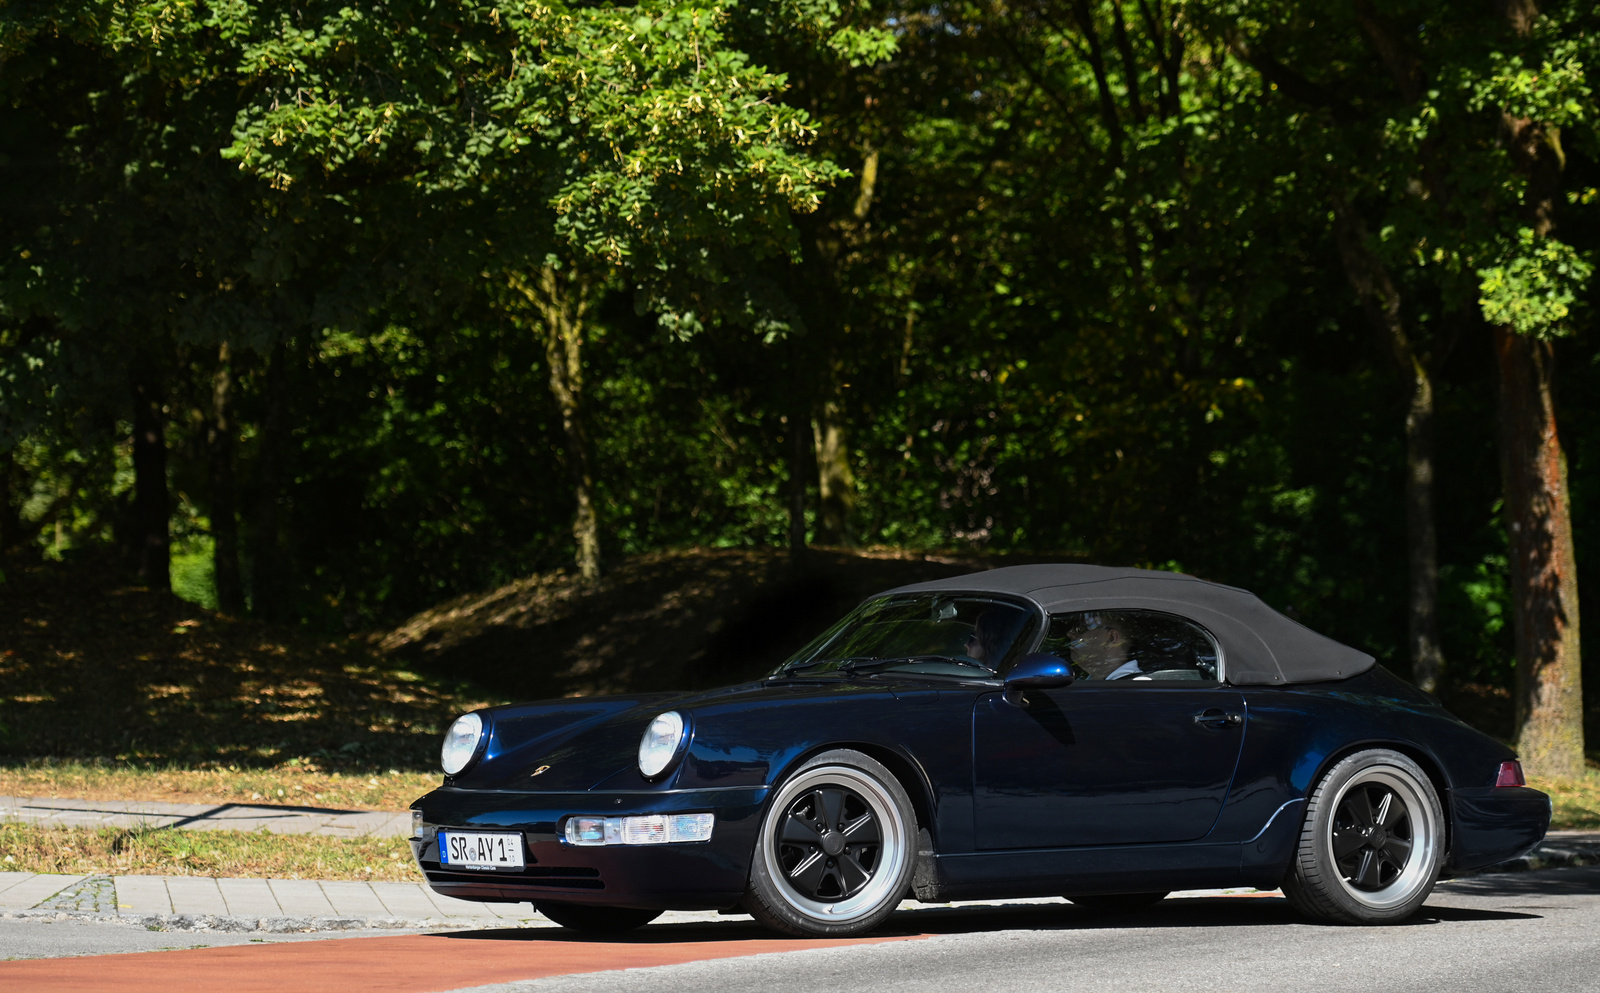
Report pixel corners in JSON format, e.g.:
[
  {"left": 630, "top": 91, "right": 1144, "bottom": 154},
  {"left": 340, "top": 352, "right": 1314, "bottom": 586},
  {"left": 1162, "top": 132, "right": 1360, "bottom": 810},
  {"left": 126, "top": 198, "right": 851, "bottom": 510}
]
[
  {"left": 768, "top": 742, "right": 936, "bottom": 841},
  {"left": 1300, "top": 738, "right": 1455, "bottom": 856}
]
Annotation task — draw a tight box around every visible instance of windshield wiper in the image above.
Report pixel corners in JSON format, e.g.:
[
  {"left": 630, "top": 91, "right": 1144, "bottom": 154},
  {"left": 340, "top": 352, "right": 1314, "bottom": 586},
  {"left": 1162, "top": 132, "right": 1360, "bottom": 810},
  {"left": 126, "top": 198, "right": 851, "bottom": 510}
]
[
  {"left": 775, "top": 654, "right": 996, "bottom": 679},
  {"left": 774, "top": 655, "right": 881, "bottom": 676},
  {"left": 859, "top": 654, "right": 996, "bottom": 675}
]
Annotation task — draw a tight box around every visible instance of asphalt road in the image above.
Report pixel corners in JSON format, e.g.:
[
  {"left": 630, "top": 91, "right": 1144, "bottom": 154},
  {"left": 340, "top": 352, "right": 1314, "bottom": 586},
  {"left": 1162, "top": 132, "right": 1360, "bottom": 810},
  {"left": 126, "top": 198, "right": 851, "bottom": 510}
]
[
  {"left": 453, "top": 867, "right": 1600, "bottom": 993},
  {"left": 3, "top": 868, "right": 1597, "bottom": 992}
]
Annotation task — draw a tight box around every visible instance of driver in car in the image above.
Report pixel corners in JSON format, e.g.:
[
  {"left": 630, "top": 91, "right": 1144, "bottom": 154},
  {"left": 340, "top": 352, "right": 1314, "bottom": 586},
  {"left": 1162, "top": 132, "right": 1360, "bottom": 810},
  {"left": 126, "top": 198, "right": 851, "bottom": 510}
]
[{"left": 964, "top": 608, "right": 1025, "bottom": 669}]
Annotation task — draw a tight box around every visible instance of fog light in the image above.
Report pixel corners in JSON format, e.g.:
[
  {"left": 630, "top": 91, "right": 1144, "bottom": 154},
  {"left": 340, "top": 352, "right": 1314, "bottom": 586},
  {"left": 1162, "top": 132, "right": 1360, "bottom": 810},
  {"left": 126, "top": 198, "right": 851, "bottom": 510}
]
[
  {"left": 411, "top": 810, "right": 424, "bottom": 838},
  {"left": 565, "top": 817, "right": 610, "bottom": 846},
  {"left": 562, "top": 813, "right": 715, "bottom": 846}
]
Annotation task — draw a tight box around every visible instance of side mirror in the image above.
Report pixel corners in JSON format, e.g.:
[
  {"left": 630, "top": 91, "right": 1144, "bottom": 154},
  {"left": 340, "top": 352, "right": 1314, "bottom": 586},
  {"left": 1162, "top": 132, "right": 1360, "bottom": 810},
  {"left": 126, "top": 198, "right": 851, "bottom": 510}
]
[{"left": 1003, "top": 652, "right": 1073, "bottom": 706}]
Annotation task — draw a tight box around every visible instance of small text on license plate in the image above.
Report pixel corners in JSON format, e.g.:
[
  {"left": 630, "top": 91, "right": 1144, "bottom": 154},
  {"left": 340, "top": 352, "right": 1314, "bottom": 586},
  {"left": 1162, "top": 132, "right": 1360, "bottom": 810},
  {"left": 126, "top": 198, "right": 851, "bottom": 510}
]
[{"left": 440, "top": 831, "right": 525, "bottom": 869}]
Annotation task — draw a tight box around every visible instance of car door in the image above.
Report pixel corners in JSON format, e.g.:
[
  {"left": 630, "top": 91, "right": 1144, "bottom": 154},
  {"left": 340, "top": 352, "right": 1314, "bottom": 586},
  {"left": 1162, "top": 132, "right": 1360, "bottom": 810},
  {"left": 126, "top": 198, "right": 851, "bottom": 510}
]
[{"left": 971, "top": 608, "right": 1246, "bottom": 850}]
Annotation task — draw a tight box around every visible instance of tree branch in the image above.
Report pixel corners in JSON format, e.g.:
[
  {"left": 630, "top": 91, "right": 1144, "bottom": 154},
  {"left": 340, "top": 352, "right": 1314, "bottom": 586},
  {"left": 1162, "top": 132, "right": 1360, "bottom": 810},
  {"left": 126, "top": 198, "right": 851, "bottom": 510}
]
[{"left": 1224, "top": 29, "right": 1357, "bottom": 123}]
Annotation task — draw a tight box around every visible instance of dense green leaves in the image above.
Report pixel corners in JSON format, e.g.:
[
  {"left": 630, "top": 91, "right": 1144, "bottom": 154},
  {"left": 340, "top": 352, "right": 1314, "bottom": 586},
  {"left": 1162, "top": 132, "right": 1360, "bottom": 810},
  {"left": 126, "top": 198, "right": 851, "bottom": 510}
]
[{"left": 1, "top": 1, "right": 1597, "bottom": 749}]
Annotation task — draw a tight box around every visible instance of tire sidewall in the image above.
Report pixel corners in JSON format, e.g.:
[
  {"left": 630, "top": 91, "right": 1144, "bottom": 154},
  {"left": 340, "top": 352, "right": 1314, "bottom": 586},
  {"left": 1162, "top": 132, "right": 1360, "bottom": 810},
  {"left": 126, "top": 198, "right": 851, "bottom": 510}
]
[
  {"left": 746, "top": 748, "right": 916, "bottom": 937},
  {"left": 1298, "top": 749, "right": 1444, "bottom": 923}
]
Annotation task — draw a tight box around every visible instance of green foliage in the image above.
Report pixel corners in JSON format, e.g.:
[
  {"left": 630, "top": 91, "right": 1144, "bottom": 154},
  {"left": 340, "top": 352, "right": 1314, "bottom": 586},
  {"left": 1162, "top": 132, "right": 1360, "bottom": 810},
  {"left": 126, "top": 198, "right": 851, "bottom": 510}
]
[
  {"left": 171, "top": 534, "right": 218, "bottom": 611},
  {"left": 1478, "top": 228, "right": 1594, "bottom": 338},
  {"left": 2, "top": 0, "right": 1598, "bottom": 731}
]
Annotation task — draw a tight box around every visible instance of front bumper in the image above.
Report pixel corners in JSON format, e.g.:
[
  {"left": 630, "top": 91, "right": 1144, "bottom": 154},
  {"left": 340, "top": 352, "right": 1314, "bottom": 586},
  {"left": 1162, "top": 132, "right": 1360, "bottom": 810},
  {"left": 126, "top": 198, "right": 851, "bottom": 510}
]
[{"left": 409, "top": 785, "right": 768, "bottom": 911}]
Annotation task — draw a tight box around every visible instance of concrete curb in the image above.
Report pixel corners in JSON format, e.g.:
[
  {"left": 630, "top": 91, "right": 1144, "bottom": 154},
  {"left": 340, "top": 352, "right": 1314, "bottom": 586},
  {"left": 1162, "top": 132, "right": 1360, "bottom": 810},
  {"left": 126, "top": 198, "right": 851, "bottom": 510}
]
[{"left": 0, "top": 795, "right": 410, "bottom": 837}]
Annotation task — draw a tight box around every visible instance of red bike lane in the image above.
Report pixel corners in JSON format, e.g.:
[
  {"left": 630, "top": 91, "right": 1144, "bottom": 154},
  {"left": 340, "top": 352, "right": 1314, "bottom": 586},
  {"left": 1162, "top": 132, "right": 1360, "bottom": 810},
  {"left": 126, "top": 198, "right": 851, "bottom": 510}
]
[{"left": 0, "top": 927, "right": 923, "bottom": 992}]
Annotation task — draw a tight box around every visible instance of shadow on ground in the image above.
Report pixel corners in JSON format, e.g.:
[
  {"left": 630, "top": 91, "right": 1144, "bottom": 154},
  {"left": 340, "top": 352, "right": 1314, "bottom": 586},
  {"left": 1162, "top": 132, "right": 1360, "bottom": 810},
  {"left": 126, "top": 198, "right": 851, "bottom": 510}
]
[
  {"left": 1437, "top": 864, "right": 1600, "bottom": 898},
  {"left": 0, "top": 556, "right": 487, "bottom": 770},
  {"left": 429, "top": 889, "right": 1552, "bottom": 946}
]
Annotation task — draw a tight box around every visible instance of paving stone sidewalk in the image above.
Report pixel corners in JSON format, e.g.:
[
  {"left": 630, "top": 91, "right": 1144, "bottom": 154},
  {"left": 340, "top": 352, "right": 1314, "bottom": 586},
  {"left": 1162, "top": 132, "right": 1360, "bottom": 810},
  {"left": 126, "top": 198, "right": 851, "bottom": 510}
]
[
  {"left": 1, "top": 822, "right": 1593, "bottom": 935},
  {"left": 0, "top": 795, "right": 410, "bottom": 837},
  {"left": 0, "top": 871, "right": 543, "bottom": 932}
]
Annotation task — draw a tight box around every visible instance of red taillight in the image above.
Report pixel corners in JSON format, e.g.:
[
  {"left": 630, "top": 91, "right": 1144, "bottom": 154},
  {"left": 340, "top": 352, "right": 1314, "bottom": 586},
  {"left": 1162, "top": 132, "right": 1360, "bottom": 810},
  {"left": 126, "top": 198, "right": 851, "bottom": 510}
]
[{"left": 1495, "top": 760, "right": 1526, "bottom": 787}]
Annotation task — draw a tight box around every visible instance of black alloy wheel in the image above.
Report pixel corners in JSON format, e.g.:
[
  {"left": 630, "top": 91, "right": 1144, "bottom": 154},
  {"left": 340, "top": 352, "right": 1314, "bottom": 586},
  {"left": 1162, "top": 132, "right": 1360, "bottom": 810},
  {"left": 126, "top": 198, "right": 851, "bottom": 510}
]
[
  {"left": 1331, "top": 782, "right": 1414, "bottom": 891},
  {"left": 776, "top": 785, "right": 883, "bottom": 902},
  {"left": 1282, "top": 748, "right": 1443, "bottom": 925},
  {"left": 744, "top": 748, "right": 916, "bottom": 938}
]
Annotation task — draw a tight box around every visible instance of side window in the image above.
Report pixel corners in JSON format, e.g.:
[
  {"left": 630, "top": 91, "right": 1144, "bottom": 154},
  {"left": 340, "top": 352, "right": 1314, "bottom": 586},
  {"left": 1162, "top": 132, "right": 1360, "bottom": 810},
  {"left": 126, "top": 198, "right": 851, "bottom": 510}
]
[{"left": 1039, "top": 609, "right": 1221, "bottom": 683}]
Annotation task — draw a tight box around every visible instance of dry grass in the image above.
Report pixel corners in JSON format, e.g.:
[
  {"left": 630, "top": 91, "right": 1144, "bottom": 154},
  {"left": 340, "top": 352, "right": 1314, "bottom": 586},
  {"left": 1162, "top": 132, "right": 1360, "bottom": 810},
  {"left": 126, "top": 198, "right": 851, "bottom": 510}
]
[
  {"left": 1535, "top": 769, "right": 1600, "bottom": 831},
  {"left": 0, "top": 822, "right": 422, "bottom": 881},
  {"left": 0, "top": 760, "right": 438, "bottom": 812}
]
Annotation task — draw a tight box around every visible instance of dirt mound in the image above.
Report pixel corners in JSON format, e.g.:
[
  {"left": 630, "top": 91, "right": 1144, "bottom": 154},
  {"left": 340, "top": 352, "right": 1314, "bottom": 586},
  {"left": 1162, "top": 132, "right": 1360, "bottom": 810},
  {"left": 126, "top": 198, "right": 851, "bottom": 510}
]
[
  {"left": 376, "top": 548, "right": 1011, "bottom": 700},
  {"left": 0, "top": 555, "right": 490, "bottom": 770}
]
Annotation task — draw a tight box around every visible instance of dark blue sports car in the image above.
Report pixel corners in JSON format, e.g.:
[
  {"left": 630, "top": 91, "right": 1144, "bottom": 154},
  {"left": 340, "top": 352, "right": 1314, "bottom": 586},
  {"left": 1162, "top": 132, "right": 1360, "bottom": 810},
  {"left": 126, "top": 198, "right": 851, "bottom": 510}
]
[{"left": 408, "top": 565, "right": 1550, "bottom": 936}]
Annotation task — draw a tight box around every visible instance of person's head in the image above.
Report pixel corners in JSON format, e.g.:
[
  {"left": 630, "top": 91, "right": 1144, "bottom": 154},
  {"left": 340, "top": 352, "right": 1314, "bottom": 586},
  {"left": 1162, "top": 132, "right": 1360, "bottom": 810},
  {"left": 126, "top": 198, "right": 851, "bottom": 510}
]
[
  {"left": 1067, "top": 612, "right": 1129, "bottom": 676},
  {"left": 965, "top": 607, "right": 1019, "bottom": 665}
]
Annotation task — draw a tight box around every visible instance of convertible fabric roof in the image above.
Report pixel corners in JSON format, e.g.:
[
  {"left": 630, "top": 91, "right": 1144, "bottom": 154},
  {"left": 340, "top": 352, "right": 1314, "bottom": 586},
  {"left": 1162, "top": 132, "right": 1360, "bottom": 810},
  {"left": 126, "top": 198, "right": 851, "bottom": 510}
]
[{"left": 883, "top": 564, "right": 1375, "bottom": 686}]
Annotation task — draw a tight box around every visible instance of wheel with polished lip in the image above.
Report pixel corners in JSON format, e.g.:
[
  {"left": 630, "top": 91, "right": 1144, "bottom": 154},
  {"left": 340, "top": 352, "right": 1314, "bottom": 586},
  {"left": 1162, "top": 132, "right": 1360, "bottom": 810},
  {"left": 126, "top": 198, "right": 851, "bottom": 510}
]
[
  {"left": 1283, "top": 748, "right": 1444, "bottom": 925},
  {"left": 743, "top": 749, "right": 916, "bottom": 937},
  {"left": 534, "top": 901, "right": 662, "bottom": 933}
]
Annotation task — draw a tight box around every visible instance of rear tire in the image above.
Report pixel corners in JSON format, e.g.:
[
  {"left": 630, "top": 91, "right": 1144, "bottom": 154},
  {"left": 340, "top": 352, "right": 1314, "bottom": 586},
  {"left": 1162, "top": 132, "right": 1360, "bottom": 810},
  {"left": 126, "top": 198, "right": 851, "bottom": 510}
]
[
  {"left": 743, "top": 749, "right": 916, "bottom": 938},
  {"left": 534, "top": 901, "right": 662, "bottom": 934},
  {"left": 1065, "top": 892, "right": 1168, "bottom": 913},
  {"left": 1282, "top": 748, "right": 1444, "bottom": 925}
]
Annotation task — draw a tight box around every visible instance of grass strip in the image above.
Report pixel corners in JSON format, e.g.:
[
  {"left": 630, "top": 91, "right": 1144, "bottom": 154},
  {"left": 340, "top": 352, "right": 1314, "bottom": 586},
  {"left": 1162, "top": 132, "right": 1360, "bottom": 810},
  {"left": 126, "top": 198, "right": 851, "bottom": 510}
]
[
  {"left": 0, "top": 821, "right": 423, "bottom": 881},
  {"left": 0, "top": 760, "right": 440, "bottom": 812},
  {"left": 1534, "top": 771, "right": 1600, "bottom": 831}
]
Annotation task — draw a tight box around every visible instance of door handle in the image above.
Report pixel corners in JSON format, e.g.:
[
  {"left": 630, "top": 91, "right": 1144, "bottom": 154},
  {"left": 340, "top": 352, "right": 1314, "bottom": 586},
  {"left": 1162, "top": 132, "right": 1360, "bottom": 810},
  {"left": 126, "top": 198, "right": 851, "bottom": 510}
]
[{"left": 1193, "top": 709, "right": 1243, "bottom": 728}]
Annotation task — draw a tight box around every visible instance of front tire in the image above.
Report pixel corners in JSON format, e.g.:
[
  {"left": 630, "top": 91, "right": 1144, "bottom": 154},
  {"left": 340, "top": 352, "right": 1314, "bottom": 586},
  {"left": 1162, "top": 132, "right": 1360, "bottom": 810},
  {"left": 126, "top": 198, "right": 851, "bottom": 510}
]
[
  {"left": 534, "top": 901, "right": 662, "bottom": 934},
  {"left": 1283, "top": 749, "right": 1444, "bottom": 925},
  {"left": 744, "top": 749, "right": 916, "bottom": 937}
]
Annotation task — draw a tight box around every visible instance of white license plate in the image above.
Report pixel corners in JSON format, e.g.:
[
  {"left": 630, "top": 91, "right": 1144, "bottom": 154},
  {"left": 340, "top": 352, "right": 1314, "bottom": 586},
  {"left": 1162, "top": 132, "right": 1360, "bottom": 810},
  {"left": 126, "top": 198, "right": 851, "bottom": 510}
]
[{"left": 440, "top": 831, "right": 525, "bottom": 869}]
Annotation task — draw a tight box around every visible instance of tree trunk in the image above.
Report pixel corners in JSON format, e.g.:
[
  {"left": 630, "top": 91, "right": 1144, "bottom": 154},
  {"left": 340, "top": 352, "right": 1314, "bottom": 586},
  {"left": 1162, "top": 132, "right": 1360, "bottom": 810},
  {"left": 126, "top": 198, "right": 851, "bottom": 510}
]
[
  {"left": 0, "top": 445, "right": 20, "bottom": 555},
  {"left": 209, "top": 341, "right": 245, "bottom": 615},
  {"left": 515, "top": 266, "right": 601, "bottom": 581},
  {"left": 1401, "top": 368, "right": 1444, "bottom": 693},
  {"left": 790, "top": 145, "right": 878, "bottom": 557},
  {"left": 787, "top": 400, "right": 810, "bottom": 567},
  {"left": 1495, "top": 326, "right": 1584, "bottom": 778},
  {"left": 1331, "top": 204, "right": 1444, "bottom": 691},
  {"left": 250, "top": 341, "right": 292, "bottom": 622},
  {"left": 130, "top": 371, "right": 170, "bottom": 592},
  {"left": 812, "top": 390, "right": 856, "bottom": 547},
  {"left": 1492, "top": 0, "right": 1584, "bottom": 776}
]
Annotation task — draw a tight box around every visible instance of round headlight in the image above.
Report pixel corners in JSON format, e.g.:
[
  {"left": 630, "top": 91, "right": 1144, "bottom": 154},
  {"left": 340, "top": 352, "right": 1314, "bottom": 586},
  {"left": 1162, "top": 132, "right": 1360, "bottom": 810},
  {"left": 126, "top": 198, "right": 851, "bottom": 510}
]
[
  {"left": 441, "top": 712, "right": 484, "bottom": 775},
  {"left": 638, "top": 711, "right": 686, "bottom": 778}
]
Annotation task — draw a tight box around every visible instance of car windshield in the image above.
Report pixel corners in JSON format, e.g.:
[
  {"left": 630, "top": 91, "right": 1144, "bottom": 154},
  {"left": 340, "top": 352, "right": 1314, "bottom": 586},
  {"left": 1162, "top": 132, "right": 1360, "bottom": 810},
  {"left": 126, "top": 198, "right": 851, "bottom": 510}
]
[{"left": 773, "top": 594, "right": 1038, "bottom": 678}]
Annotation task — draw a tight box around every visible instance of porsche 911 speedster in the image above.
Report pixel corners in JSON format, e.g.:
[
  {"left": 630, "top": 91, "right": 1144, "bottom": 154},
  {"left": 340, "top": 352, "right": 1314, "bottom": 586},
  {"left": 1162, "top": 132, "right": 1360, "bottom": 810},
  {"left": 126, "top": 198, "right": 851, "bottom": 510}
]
[{"left": 408, "top": 565, "right": 1550, "bottom": 936}]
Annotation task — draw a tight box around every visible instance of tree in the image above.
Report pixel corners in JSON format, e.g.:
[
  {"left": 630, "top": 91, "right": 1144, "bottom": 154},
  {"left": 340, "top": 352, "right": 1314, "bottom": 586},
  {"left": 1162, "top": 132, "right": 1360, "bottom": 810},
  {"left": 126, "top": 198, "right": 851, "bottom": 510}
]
[
  {"left": 224, "top": 0, "right": 853, "bottom": 579},
  {"left": 1217, "top": 0, "right": 1595, "bottom": 773}
]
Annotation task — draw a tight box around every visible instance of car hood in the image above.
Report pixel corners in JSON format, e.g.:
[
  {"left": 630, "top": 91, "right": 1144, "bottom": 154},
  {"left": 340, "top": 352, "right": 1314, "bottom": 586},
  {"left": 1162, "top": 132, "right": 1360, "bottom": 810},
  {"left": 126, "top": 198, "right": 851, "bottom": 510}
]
[{"left": 449, "top": 676, "right": 942, "bottom": 792}]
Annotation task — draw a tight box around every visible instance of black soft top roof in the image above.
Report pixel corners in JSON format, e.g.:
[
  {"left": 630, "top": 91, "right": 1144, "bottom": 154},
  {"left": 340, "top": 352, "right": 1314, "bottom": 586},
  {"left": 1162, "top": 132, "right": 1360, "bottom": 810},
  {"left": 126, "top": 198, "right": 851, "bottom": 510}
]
[{"left": 883, "top": 564, "right": 1374, "bottom": 686}]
